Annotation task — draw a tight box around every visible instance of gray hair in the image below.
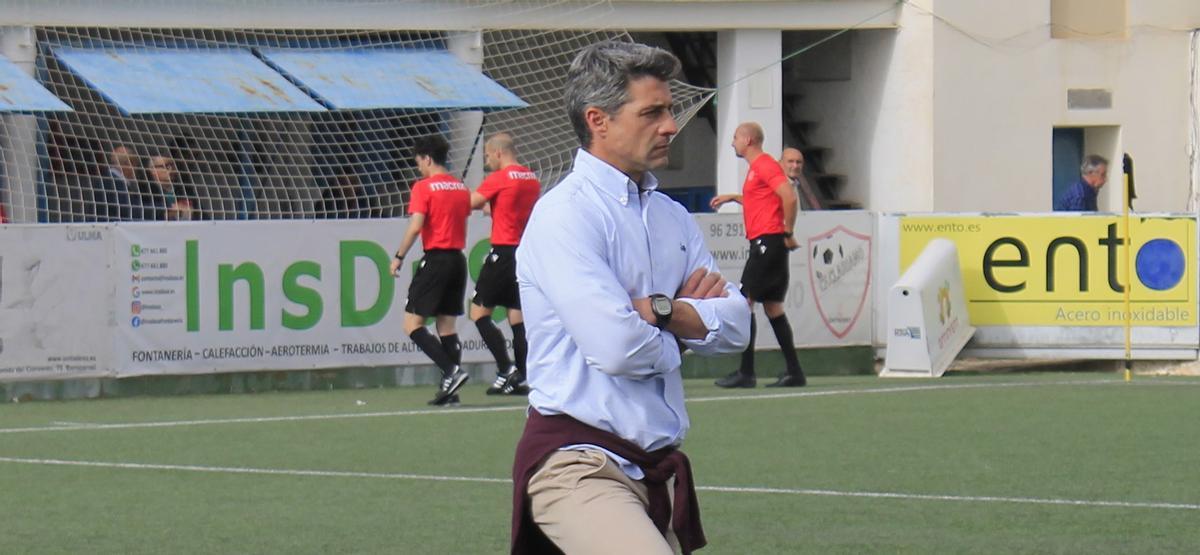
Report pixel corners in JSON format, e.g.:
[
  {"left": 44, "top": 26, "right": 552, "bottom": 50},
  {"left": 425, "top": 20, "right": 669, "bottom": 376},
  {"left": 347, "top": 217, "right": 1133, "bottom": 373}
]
[
  {"left": 565, "top": 41, "right": 681, "bottom": 148},
  {"left": 1081, "top": 154, "right": 1108, "bottom": 175}
]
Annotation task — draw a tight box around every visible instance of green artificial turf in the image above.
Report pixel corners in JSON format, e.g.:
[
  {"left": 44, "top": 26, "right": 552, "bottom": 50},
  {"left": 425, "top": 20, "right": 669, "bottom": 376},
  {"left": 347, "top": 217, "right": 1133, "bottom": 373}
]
[{"left": 1, "top": 373, "right": 1196, "bottom": 553}]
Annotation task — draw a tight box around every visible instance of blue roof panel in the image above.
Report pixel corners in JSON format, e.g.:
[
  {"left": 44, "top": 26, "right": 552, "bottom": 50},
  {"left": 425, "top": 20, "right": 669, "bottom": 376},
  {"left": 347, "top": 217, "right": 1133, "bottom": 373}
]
[
  {"left": 0, "top": 56, "right": 71, "bottom": 112},
  {"left": 52, "top": 47, "right": 325, "bottom": 114},
  {"left": 260, "top": 49, "right": 527, "bottom": 111}
]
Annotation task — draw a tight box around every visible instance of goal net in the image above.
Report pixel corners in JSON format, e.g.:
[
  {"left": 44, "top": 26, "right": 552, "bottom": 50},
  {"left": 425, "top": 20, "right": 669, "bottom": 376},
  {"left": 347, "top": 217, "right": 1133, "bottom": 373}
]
[{"left": 0, "top": 0, "right": 715, "bottom": 223}]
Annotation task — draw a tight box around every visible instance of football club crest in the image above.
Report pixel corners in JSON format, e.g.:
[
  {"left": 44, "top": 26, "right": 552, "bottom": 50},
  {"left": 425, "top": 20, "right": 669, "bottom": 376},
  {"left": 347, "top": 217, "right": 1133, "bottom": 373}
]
[{"left": 808, "top": 225, "right": 872, "bottom": 338}]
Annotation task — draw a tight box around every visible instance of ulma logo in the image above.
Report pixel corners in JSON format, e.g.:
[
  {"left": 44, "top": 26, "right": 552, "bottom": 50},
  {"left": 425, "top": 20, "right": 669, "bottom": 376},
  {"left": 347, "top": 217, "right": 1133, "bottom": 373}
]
[
  {"left": 937, "top": 281, "right": 951, "bottom": 324},
  {"left": 808, "top": 225, "right": 872, "bottom": 339}
]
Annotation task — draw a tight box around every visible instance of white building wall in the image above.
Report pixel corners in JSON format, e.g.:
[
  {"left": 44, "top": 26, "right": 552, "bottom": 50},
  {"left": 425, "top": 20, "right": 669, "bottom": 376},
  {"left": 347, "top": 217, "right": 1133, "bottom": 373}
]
[
  {"left": 654, "top": 119, "right": 717, "bottom": 189},
  {"left": 715, "top": 29, "right": 783, "bottom": 202},
  {"left": 794, "top": 0, "right": 1198, "bottom": 213},
  {"left": 929, "top": 0, "right": 1200, "bottom": 213},
  {"left": 793, "top": 8, "right": 936, "bottom": 211}
]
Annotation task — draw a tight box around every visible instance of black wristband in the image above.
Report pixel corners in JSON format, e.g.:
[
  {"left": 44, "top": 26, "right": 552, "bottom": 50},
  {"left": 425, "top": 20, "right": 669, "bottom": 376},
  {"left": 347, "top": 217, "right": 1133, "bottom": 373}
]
[{"left": 394, "top": 253, "right": 404, "bottom": 261}]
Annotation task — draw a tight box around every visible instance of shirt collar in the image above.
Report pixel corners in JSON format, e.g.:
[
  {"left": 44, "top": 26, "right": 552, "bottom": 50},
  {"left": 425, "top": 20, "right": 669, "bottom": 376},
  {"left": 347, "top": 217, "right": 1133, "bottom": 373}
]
[{"left": 573, "top": 148, "right": 659, "bottom": 201}]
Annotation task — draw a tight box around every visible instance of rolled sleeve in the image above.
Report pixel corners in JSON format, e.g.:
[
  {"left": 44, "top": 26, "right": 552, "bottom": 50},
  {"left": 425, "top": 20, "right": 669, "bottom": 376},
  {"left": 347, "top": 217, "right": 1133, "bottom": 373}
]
[{"left": 676, "top": 283, "right": 751, "bottom": 355}]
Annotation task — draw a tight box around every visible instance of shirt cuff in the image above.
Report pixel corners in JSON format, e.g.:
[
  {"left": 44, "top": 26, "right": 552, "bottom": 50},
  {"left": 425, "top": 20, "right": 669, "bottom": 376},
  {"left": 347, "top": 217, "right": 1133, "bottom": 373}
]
[{"left": 675, "top": 297, "right": 720, "bottom": 349}]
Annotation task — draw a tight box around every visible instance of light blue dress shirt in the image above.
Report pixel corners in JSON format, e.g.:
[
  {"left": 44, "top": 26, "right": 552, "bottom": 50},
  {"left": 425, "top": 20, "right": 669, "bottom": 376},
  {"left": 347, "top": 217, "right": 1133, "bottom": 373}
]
[{"left": 517, "top": 149, "right": 751, "bottom": 474}]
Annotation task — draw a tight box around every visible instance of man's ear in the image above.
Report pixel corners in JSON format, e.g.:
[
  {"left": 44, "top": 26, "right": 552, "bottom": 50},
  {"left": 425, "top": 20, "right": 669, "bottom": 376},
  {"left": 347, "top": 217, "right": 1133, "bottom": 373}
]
[{"left": 584, "top": 106, "right": 608, "bottom": 139}]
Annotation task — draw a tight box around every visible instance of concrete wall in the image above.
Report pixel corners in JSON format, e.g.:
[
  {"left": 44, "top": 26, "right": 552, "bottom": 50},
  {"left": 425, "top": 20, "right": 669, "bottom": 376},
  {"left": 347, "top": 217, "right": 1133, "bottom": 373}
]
[
  {"left": 791, "top": 0, "right": 1199, "bottom": 213},
  {"left": 929, "top": 0, "right": 1198, "bottom": 213},
  {"left": 792, "top": 7, "right": 936, "bottom": 211},
  {"left": 655, "top": 119, "right": 718, "bottom": 189}
]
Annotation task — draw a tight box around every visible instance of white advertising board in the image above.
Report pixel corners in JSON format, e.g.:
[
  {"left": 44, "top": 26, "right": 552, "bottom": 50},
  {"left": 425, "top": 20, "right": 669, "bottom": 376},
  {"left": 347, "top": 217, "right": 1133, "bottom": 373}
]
[
  {"left": 876, "top": 213, "right": 1200, "bottom": 359},
  {"left": 2, "top": 211, "right": 877, "bottom": 383},
  {"left": 698, "top": 211, "right": 874, "bottom": 348},
  {"left": 0, "top": 225, "right": 115, "bottom": 381},
  {"left": 881, "top": 238, "right": 975, "bottom": 377},
  {"left": 112, "top": 218, "right": 509, "bottom": 376}
]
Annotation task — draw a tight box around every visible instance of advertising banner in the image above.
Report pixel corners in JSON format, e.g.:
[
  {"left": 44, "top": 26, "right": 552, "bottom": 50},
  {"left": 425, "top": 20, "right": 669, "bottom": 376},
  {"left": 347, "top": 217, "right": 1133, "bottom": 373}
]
[
  {"left": 880, "top": 213, "right": 1199, "bottom": 358},
  {"left": 0, "top": 225, "right": 114, "bottom": 381},
  {"left": 899, "top": 215, "right": 1195, "bottom": 326},
  {"left": 698, "top": 211, "right": 873, "bottom": 347},
  {"left": 113, "top": 218, "right": 509, "bottom": 376}
]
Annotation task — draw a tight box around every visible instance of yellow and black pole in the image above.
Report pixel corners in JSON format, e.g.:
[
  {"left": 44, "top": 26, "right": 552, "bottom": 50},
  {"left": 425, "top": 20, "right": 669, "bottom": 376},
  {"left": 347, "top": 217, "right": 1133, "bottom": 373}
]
[{"left": 1122, "top": 154, "right": 1134, "bottom": 382}]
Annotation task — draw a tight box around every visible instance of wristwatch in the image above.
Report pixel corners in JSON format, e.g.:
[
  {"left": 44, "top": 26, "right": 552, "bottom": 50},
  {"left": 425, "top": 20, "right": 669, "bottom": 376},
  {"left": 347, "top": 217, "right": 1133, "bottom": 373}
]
[{"left": 649, "top": 294, "right": 673, "bottom": 329}]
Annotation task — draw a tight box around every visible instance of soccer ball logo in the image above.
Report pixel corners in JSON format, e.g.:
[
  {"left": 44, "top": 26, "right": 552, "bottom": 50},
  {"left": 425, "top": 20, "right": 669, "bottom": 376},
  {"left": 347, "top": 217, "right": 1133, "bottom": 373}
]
[
  {"left": 812, "top": 243, "right": 844, "bottom": 285},
  {"left": 806, "top": 225, "right": 872, "bottom": 339},
  {"left": 937, "top": 281, "right": 952, "bottom": 324}
]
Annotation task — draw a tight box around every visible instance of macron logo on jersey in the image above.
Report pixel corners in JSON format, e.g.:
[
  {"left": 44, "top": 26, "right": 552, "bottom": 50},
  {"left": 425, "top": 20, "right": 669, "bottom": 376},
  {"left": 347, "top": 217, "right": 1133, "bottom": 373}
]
[
  {"left": 507, "top": 170, "right": 538, "bottom": 181},
  {"left": 428, "top": 181, "right": 467, "bottom": 192}
]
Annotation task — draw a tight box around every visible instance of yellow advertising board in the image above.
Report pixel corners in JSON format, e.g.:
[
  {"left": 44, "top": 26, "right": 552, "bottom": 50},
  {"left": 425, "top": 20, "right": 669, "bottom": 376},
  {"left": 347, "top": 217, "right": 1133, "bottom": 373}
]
[{"left": 899, "top": 216, "right": 1196, "bottom": 326}]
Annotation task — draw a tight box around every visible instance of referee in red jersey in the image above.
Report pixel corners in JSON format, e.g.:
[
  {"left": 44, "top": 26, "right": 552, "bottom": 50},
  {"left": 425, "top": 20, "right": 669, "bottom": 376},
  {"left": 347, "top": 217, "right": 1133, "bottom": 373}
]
[
  {"left": 710, "top": 122, "right": 808, "bottom": 388},
  {"left": 390, "top": 134, "right": 472, "bottom": 405},
  {"left": 469, "top": 132, "right": 540, "bottom": 395}
]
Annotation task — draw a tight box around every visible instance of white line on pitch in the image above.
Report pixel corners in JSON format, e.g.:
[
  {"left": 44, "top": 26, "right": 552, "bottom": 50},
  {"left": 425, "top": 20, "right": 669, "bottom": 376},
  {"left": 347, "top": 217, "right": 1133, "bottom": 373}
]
[
  {"left": 0, "top": 378, "right": 1136, "bottom": 435},
  {"left": 686, "top": 378, "right": 1120, "bottom": 403},
  {"left": 698, "top": 484, "right": 1200, "bottom": 511},
  {"left": 0, "top": 405, "right": 523, "bottom": 434},
  {"left": 0, "top": 455, "right": 1194, "bottom": 512},
  {"left": 0, "top": 456, "right": 508, "bottom": 484}
]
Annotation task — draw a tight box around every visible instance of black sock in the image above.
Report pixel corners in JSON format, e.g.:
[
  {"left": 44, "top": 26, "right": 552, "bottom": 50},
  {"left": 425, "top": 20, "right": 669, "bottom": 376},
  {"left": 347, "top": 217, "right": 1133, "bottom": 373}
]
[
  {"left": 409, "top": 327, "right": 455, "bottom": 376},
  {"left": 474, "top": 318, "right": 511, "bottom": 370},
  {"left": 440, "top": 333, "right": 462, "bottom": 367},
  {"left": 739, "top": 316, "right": 757, "bottom": 377},
  {"left": 769, "top": 314, "right": 805, "bottom": 377},
  {"left": 511, "top": 322, "right": 527, "bottom": 376}
]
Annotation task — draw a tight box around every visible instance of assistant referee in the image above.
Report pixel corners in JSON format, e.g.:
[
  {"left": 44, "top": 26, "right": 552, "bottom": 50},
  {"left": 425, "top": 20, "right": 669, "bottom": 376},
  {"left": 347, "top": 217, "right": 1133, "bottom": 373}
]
[
  {"left": 710, "top": 122, "right": 808, "bottom": 388},
  {"left": 390, "top": 134, "right": 472, "bottom": 405}
]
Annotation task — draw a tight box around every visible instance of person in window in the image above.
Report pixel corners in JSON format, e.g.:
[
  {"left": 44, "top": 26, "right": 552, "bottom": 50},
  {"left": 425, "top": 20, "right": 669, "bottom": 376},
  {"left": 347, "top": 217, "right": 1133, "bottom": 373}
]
[
  {"left": 781, "top": 146, "right": 824, "bottom": 210},
  {"left": 94, "top": 144, "right": 138, "bottom": 221},
  {"left": 1054, "top": 154, "right": 1108, "bottom": 211},
  {"left": 143, "top": 153, "right": 196, "bottom": 221}
]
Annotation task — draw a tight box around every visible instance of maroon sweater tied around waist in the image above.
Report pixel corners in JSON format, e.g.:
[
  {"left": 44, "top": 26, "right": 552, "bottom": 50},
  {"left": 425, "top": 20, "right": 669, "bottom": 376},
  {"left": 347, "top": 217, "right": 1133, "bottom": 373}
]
[{"left": 510, "top": 409, "right": 706, "bottom": 554}]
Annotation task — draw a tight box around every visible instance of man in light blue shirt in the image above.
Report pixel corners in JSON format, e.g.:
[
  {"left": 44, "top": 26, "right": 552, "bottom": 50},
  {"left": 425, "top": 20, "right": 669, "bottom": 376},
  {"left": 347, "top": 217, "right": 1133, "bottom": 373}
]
[{"left": 511, "top": 41, "right": 751, "bottom": 555}]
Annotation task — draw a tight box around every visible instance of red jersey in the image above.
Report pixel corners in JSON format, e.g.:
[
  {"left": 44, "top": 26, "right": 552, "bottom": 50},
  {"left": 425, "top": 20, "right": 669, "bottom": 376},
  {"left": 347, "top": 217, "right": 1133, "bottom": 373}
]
[
  {"left": 741, "top": 153, "right": 790, "bottom": 240},
  {"left": 476, "top": 164, "right": 540, "bottom": 246},
  {"left": 409, "top": 173, "right": 471, "bottom": 250}
]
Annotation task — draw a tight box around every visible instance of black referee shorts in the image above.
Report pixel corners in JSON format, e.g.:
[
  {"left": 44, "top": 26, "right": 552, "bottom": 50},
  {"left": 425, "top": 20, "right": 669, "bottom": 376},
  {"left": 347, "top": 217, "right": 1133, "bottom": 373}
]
[
  {"left": 471, "top": 245, "right": 520, "bottom": 309},
  {"left": 405, "top": 249, "right": 467, "bottom": 317},
  {"left": 739, "top": 233, "right": 790, "bottom": 303}
]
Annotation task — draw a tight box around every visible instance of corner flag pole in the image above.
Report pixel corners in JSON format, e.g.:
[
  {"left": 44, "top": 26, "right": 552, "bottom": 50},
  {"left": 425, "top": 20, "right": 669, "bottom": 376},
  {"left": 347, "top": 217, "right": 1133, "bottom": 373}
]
[{"left": 1122, "top": 159, "right": 1133, "bottom": 382}]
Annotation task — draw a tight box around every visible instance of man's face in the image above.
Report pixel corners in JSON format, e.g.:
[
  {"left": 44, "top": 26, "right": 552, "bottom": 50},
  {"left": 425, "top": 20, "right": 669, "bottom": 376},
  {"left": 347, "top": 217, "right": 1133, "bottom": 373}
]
[
  {"left": 781, "top": 149, "right": 804, "bottom": 179},
  {"left": 149, "top": 156, "right": 175, "bottom": 186},
  {"left": 730, "top": 129, "right": 748, "bottom": 159},
  {"left": 112, "top": 147, "right": 136, "bottom": 178},
  {"left": 1084, "top": 164, "right": 1108, "bottom": 189},
  {"left": 484, "top": 146, "right": 501, "bottom": 172},
  {"left": 414, "top": 154, "right": 432, "bottom": 177},
  {"left": 593, "top": 76, "right": 677, "bottom": 176}
]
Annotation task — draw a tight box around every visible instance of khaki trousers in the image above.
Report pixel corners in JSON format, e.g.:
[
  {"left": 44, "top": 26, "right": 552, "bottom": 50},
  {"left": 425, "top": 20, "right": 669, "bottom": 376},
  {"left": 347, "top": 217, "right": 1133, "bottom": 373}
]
[{"left": 528, "top": 449, "right": 679, "bottom": 554}]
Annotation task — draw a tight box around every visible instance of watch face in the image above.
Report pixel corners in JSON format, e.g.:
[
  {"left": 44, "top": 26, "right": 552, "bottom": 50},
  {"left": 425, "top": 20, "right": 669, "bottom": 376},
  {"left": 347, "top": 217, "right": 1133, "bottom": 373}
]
[{"left": 652, "top": 296, "right": 672, "bottom": 314}]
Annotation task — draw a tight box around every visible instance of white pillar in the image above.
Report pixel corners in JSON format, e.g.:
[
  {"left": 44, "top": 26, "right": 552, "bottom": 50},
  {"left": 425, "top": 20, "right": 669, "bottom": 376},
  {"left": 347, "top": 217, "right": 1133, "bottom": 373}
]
[
  {"left": 447, "top": 31, "right": 486, "bottom": 187},
  {"left": 1, "top": 26, "right": 42, "bottom": 223},
  {"left": 714, "top": 29, "right": 782, "bottom": 210}
]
